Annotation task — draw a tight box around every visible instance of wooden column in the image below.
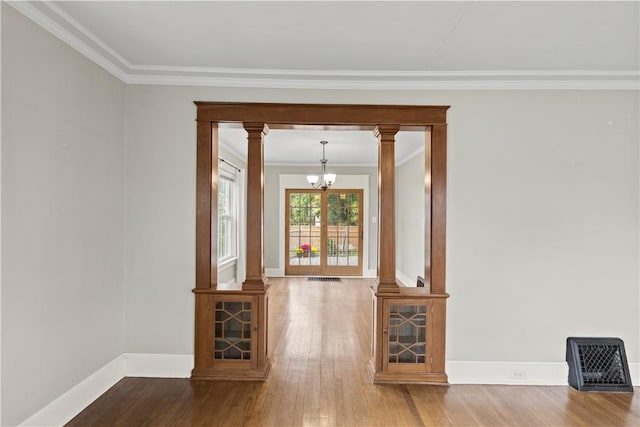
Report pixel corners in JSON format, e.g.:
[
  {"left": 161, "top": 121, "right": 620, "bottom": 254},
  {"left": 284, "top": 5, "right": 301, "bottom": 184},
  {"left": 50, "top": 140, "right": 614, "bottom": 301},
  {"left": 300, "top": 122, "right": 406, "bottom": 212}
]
[
  {"left": 374, "top": 125, "right": 400, "bottom": 293},
  {"left": 242, "top": 123, "right": 269, "bottom": 290},
  {"left": 196, "top": 121, "right": 218, "bottom": 289},
  {"left": 424, "top": 128, "right": 432, "bottom": 290},
  {"left": 194, "top": 121, "right": 217, "bottom": 372},
  {"left": 428, "top": 124, "right": 448, "bottom": 382},
  {"left": 430, "top": 124, "right": 447, "bottom": 295}
]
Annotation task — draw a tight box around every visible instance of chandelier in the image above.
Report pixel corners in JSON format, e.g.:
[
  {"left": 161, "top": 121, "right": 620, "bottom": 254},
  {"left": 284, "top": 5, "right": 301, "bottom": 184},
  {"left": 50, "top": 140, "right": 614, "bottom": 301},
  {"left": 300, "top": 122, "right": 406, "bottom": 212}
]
[{"left": 306, "top": 140, "right": 336, "bottom": 191}]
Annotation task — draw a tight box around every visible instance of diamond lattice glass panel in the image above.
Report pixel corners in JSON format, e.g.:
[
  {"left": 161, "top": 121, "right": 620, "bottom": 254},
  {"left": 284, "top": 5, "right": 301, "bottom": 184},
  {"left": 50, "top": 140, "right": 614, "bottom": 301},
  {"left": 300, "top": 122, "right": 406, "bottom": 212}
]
[
  {"left": 213, "top": 301, "right": 252, "bottom": 360},
  {"left": 388, "top": 304, "right": 427, "bottom": 364}
]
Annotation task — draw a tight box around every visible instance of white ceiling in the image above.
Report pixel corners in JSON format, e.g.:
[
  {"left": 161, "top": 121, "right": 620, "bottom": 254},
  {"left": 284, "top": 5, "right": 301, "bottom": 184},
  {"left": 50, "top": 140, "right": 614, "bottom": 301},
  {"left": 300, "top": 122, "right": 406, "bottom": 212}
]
[
  {"left": 9, "top": 1, "right": 639, "bottom": 165},
  {"left": 10, "top": 1, "right": 639, "bottom": 89},
  {"left": 220, "top": 127, "right": 425, "bottom": 166}
]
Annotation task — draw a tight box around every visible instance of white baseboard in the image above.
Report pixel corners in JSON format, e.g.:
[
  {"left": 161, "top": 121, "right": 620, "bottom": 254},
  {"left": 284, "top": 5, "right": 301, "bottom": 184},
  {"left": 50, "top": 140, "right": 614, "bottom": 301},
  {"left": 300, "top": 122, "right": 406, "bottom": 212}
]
[
  {"left": 364, "top": 269, "right": 376, "bottom": 278},
  {"left": 19, "top": 355, "right": 125, "bottom": 427},
  {"left": 396, "top": 270, "right": 415, "bottom": 287},
  {"left": 447, "top": 361, "right": 640, "bottom": 386},
  {"left": 265, "top": 268, "right": 284, "bottom": 277},
  {"left": 18, "top": 353, "right": 193, "bottom": 427},
  {"left": 18, "top": 353, "right": 640, "bottom": 426},
  {"left": 447, "top": 361, "right": 568, "bottom": 385}
]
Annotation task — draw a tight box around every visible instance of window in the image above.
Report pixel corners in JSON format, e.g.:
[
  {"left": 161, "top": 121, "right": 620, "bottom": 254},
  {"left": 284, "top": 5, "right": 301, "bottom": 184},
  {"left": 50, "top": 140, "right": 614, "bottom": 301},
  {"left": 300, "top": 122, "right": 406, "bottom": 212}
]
[{"left": 218, "top": 162, "right": 238, "bottom": 263}]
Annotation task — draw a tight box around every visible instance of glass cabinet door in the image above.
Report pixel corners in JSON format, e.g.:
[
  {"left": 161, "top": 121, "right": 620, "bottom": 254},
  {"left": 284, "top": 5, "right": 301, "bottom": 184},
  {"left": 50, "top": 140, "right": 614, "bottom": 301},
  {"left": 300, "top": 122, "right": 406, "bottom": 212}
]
[
  {"left": 210, "top": 295, "right": 256, "bottom": 368},
  {"left": 383, "top": 300, "right": 430, "bottom": 372}
]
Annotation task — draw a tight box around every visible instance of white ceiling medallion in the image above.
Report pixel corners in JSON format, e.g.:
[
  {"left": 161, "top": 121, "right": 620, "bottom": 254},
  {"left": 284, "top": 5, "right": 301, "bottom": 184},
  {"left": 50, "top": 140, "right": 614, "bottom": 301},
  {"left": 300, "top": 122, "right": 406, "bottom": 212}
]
[{"left": 8, "top": 1, "right": 640, "bottom": 91}]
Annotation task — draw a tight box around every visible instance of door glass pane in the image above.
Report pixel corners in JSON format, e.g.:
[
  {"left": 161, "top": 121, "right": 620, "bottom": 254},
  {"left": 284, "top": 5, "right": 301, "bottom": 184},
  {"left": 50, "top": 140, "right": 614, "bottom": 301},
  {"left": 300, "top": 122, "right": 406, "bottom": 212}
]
[
  {"left": 288, "top": 192, "right": 321, "bottom": 266},
  {"left": 327, "top": 192, "right": 360, "bottom": 266}
]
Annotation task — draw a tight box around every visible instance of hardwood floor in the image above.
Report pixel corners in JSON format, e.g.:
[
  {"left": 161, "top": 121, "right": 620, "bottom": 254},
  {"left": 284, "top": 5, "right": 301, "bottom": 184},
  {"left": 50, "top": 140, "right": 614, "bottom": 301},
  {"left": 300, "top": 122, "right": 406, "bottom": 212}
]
[{"left": 66, "top": 278, "right": 638, "bottom": 427}]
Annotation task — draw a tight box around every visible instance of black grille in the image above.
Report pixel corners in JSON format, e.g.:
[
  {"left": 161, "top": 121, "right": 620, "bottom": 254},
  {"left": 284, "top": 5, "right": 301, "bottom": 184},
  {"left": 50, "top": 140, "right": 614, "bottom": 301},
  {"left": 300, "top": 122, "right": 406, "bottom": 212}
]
[
  {"left": 566, "top": 337, "right": 633, "bottom": 392},
  {"left": 307, "top": 277, "right": 341, "bottom": 282}
]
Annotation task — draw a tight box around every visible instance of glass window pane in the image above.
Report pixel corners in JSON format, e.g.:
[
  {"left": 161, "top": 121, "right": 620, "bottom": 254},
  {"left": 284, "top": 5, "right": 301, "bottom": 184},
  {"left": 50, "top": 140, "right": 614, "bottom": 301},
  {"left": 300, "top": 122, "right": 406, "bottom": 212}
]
[{"left": 218, "top": 176, "right": 236, "bottom": 261}]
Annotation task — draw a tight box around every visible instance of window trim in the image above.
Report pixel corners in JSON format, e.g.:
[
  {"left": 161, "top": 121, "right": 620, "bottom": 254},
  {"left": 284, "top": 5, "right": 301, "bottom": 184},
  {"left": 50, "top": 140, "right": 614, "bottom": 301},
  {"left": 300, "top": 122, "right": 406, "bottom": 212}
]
[{"left": 218, "top": 162, "right": 238, "bottom": 264}]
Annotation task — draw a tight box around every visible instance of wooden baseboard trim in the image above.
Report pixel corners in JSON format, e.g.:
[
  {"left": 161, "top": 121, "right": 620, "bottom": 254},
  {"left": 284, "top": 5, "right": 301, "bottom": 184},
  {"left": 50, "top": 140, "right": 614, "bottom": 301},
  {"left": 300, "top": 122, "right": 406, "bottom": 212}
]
[
  {"left": 367, "top": 360, "right": 448, "bottom": 385},
  {"left": 191, "top": 359, "right": 272, "bottom": 381}
]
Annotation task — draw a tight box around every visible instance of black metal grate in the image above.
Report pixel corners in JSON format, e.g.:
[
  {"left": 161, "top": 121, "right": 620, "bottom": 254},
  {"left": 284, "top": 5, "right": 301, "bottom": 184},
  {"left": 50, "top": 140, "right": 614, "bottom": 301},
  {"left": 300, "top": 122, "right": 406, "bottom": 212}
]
[
  {"left": 566, "top": 337, "right": 633, "bottom": 392},
  {"left": 307, "top": 277, "right": 341, "bottom": 282}
]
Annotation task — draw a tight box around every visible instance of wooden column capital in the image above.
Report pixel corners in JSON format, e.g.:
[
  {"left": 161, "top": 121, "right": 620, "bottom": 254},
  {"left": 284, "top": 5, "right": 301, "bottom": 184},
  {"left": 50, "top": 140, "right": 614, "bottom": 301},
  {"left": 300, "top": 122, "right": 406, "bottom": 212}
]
[
  {"left": 374, "top": 125, "right": 400, "bottom": 293},
  {"left": 244, "top": 123, "right": 270, "bottom": 136},
  {"left": 373, "top": 125, "right": 400, "bottom": 139}
]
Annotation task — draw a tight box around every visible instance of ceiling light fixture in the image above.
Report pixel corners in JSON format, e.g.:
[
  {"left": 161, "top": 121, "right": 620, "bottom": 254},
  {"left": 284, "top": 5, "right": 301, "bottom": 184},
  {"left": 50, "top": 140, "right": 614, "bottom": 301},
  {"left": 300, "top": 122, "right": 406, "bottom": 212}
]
[{"left": 306, "top": 140, "right": 336, "bottom": 191}]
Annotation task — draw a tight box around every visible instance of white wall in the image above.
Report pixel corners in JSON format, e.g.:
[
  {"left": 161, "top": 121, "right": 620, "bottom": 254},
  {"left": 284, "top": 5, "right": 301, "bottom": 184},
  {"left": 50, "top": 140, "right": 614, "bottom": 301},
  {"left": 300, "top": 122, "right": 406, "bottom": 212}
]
[
  {"left": 123, "top": 85, "right": 198, "bottom": 354},
  {"left": 1, "top": 5, "right": 126, "bottom": 426},
  {"left": 396, "top": 150, "right": 426, "bottom": 286},
  {"left": 446, "top": 91, "right": 638, "bottom": 362},
  {"left": 123, "top": 85, "right": 639, "bottom": 368}
]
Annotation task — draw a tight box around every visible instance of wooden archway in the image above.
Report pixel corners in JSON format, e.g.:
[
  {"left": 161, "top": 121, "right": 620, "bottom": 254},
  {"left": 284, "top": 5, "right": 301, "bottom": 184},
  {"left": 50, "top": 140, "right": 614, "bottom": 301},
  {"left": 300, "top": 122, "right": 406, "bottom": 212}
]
[{"left": 192, "top": 102, "right": 449, "bottom": 383}]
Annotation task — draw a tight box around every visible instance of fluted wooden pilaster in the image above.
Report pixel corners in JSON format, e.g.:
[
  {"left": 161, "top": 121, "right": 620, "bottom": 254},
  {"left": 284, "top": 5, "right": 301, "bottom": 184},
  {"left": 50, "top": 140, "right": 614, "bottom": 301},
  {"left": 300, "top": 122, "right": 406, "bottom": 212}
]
[
  {"left": 374, "top": 125, "right": 400, "bottom": 293},
  {"left": 242, "top": 123, "right": 269, "bottom": 290}
]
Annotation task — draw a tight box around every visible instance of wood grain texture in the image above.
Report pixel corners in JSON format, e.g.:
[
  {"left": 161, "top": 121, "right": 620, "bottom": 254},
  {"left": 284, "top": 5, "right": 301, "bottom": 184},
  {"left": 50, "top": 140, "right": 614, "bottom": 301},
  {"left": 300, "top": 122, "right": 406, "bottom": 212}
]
[
  {"left": 374, "top": 125, "right": 400, "bottom": 292},
  {"left": 192, "top": 294, "right": 210, "bottom": 372},
  {"left": 430, "top": 124, "right": 447, "bottom": 295},
  {"left": 68, "top": 278, "right": 638, "bottom": 427},
  {"left": 370, "top": 288, "right": 449, "bottom": 384},
  {"left": 424, "top": 127, "right": 432, "bottom": 290},
  {"left": 195, "top": 102, "right": 449, "bottom": 126},
  {"left": 242, "top": 123, "right": 268, "bottom": 290},
  {"left": 195, "top": 121, "right": 215, "bottom": 289},
  {"left": 191, "top": 288, "right": 271, "bottom": 380},
  {"left": 210, "top": 124, "right": 219, "bottom": 286}
]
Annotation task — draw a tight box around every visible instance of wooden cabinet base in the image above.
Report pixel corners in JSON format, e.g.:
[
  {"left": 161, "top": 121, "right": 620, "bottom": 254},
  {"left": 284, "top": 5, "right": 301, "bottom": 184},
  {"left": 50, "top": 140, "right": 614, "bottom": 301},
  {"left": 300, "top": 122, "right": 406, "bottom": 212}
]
[
  {"left": 191, "top": 287, "right": 270, "bottom": 381},
  {"left": 370, "top": 288, "right": 449, "bottom": 385},
  {"left": 367, "top": 360, "right": 448, "bottom": 384},
  {"left": 191, "top": 360, "right": 271, "bottom": 381}
]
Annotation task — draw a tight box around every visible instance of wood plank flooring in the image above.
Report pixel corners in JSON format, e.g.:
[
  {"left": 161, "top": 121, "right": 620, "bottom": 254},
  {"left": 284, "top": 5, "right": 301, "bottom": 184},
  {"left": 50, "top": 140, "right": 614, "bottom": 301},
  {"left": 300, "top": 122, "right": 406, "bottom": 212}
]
[{"left": 66, "top": 278, "right": 639, "bottom": 427}]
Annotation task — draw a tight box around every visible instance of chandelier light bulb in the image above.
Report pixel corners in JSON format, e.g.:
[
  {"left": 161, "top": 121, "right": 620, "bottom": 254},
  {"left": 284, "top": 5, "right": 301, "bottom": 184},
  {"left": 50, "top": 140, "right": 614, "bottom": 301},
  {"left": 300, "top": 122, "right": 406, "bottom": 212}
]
[
  {"left": 307, "top": 140, "right": 336, "bottom": 191},
  {"left": 324, "top": 173, "right": 336, "bottom": 184}
]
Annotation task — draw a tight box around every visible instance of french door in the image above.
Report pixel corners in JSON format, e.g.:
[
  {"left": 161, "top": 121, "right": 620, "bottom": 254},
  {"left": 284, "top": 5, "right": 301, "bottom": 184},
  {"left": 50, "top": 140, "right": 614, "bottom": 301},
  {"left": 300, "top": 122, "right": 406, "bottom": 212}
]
[{"left": 285, "top": 189, "right": 363, "bottom": 276}]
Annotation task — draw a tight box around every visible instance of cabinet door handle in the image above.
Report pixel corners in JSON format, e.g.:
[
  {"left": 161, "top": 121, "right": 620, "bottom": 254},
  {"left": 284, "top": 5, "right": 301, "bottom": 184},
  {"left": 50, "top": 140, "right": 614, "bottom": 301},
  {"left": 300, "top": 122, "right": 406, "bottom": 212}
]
[{"left": 383, "top": 330, "right": 388, "bottom": 334}]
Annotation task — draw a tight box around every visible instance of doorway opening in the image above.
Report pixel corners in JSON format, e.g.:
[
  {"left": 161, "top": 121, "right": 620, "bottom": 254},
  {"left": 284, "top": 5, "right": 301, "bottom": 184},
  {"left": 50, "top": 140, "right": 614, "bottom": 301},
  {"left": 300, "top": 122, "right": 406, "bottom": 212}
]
[{"left": 193, "top": 101, "right": 449, "bottom": 384}]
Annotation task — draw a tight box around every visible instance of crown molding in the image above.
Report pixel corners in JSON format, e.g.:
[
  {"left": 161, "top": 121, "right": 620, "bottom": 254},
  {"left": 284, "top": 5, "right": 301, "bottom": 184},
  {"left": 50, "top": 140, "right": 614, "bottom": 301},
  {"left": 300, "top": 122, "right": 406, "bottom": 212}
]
[
  {"left": 126, "top": 74, "right": 640, "bottom": 90},
  {"left": 10, "top": 1, "right": 640, "bottom": 91}
]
